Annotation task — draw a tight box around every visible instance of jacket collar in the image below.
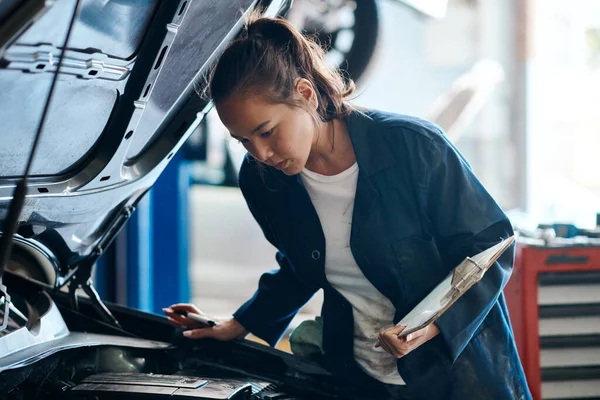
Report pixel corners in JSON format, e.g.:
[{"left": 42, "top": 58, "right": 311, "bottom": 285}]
[{"left": 345, "top": 107, "right": 397, "bottom": 176}]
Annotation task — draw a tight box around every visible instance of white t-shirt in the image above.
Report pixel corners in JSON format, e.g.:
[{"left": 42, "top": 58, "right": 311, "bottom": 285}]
[{"left": 300, "top": 163, "right": 405, "bottom": 385}]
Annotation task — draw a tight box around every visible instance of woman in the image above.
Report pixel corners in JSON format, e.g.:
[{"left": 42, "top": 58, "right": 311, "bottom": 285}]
[{"left": 164, "top": 14, "right": 531, "bottom": 400}]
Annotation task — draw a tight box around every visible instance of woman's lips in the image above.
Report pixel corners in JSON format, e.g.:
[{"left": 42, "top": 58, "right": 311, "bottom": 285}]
[{"left": 274, "top": 160, "right": 288, "bottom": 170}]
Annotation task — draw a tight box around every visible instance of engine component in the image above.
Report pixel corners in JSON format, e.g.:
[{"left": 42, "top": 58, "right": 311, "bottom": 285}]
[{"left": 68, "top": 372, "right": 252, "bottom": 399}]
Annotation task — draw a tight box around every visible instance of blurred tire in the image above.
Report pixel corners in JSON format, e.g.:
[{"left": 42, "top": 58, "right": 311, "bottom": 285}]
[{"left": 293, "top": 0, "right": 380, "bottom": 83}]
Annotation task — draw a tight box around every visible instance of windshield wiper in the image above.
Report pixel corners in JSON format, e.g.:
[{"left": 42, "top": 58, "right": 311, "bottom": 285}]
[{"left": 0, "top": 0, "right": 82, "bottom": 332}]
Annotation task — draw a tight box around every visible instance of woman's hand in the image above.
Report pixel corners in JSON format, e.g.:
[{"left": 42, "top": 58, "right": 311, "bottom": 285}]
[
  {"left": 375, "top": 323, "right": 440, "bottom": 359},
  {"left": 163, "top": 303, "right": 248, "bottom": 341}
]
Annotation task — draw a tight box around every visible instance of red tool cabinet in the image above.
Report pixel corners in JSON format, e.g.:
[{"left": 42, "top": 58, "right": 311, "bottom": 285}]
[{"left": 505, "top": 241, "right": 600, "bottom": 400}]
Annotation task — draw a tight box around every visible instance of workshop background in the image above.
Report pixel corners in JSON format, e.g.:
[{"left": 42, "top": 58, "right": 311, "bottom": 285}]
[{"left": 97, "top": 1, "right": 600, "bottom": 399}]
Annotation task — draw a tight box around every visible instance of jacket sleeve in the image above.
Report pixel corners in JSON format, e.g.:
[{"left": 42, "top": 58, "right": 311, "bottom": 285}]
[
  {"left": 232, "top": 161, "right": 318, "bottom": 347},
  {"left": 410, "top": 127, "right": 515, "bottom": 362}
]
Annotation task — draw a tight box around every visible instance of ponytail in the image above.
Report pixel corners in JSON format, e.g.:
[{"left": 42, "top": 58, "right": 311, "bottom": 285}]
[{"left": 208, "top": 11, "right": 355, "bottom": 122}]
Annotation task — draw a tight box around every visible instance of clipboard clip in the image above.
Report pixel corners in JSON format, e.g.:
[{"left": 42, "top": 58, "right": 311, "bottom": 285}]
[
  {"left": 440, "top": 258, "right": 483, "bottom": 305},
  {"left": 453, "top": 258, "right": 486, "bottom": 290}
]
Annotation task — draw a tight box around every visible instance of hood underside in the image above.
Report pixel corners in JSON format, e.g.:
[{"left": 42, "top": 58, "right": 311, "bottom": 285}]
[{"left": 0, "top": 0, "right": 288, "bottom": 287}]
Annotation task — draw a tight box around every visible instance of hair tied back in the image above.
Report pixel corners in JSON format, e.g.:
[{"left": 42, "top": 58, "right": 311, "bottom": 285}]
[{"left": 245, "top": 17, "right": 293, "bottom": 48}]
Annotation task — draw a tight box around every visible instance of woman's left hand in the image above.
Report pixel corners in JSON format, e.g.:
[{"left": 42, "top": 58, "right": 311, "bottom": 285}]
[{"left": 375, "top": 323, "right": 440, "bottom": 359}]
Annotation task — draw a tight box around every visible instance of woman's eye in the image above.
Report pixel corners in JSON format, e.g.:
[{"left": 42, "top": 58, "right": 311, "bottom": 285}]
[{"left": 260, "top": 130, "right": 272, "bottom": 138}]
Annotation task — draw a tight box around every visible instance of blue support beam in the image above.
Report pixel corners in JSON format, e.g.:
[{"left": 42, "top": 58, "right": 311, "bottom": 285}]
[
  {"left": 95, "top": 153, "right": 192, "bottom": 314},
  {"left": 126, "top": 192, "right": 154, "bottom": 312},
  {"left": 150, "top": 152, "right": 192, "bottom": 314}
]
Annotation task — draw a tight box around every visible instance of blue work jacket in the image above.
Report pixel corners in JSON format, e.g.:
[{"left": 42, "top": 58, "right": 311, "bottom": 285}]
[{"left": 233, "top": 108, "right": 532, "bottom": 399}]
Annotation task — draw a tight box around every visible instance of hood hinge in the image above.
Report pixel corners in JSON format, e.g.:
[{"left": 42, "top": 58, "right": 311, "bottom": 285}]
[
  {"left": 68, "top": 250, "right": 121, "bottom": 329},
  {"left": 65, "top": 205, "right": 135, "bottom": 330}
]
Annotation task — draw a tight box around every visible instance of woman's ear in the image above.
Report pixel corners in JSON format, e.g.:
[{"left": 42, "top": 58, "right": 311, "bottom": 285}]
[{"left": 295, "top": 78, "right": 318, "bottom": 110}]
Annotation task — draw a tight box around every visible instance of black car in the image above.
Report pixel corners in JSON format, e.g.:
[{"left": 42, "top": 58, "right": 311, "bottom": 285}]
[{"left": 0, "top": 1, "right": 377, "bottom": 399}]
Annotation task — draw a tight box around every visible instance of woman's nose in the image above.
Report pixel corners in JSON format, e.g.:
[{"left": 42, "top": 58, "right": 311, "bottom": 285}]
[{"left": 253, "top": 143, "right": 274, "bottom": 163}]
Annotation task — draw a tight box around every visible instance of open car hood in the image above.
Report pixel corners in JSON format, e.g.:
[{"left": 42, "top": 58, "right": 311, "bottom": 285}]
[{"left": 0, "top": 0, "right": 289, "bottom": 288}]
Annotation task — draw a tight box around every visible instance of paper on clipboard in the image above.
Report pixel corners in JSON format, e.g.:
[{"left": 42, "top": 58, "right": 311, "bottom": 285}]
[{"left": 395, "top": 236, "right": 515, "bottom": 337}]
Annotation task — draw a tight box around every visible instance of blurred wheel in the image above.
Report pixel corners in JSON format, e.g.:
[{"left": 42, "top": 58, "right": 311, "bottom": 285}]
[{"left": 288, "top": 0, "right": 379, "bottom": 83}]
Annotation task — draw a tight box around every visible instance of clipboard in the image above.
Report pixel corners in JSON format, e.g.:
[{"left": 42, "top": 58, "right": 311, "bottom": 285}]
[{"left": 395, "top": 235, "right": 515, "bottom": 338}]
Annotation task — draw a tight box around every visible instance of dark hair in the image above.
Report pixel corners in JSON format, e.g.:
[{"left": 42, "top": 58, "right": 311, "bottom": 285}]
[{"left": 207, "top": 11, "right": 355, "bottom": 122}]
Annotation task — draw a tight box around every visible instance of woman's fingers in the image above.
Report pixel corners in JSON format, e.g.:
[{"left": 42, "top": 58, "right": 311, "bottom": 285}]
[
  {"left": 381, "top": 330, "right": 408, "bottom": 358},
  {"left": 375, "top": 324, "right": 406, "bottom": 349},
  {"left": 377, "top": 331, "right": 398, "bottom": 356},
  {"left": 182, "top": 327, "right": 216, "bottom": 339},
  {"left": 163, "top": 307, "right": 187, "bottom": 320},
  {"left": 182, "top": 318, "right": 248, "bottom": 341},
  {"left": 377, "top": 324, "right": 435, "bottom": 358},
  {"left": 163, "top": 304, "right": 209, "bottom": 328},
  {"left": 165, "top": 303, "right": 203, "bottom": 315}
]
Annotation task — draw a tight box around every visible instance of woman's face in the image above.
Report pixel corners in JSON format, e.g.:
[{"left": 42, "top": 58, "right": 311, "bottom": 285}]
[{"left": 215, "top": 81, "right": 318, "bottom": 176}]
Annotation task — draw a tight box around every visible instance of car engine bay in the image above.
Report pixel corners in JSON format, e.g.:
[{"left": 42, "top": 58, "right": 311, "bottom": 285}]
[
  {"left": 1, "top": 273, "right": 376, "bottom": 400},
  {"left": 5, "top": 345, "right": 294, "bottom": 399}
]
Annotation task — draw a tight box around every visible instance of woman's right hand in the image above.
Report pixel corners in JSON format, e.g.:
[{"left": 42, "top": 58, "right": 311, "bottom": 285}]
[{"left": 163, "top": 303, "right": 248, "bottom": 341}]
